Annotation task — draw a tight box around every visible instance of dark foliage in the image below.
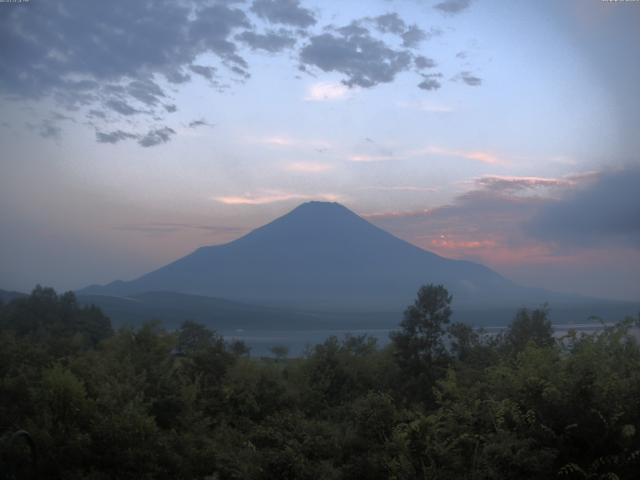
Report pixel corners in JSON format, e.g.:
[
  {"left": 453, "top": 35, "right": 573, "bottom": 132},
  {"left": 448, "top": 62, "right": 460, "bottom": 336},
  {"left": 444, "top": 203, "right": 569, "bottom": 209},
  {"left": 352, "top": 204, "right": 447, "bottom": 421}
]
[{"left": 1, "top": 285, "right": 639, "bottom": 479}]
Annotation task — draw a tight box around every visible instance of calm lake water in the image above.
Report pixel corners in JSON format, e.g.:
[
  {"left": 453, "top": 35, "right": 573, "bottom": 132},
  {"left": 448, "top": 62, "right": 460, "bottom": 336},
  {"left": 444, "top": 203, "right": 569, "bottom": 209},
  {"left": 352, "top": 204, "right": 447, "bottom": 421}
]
[
  {"left": 221, "top": 323, "right": 635, "bottom": 357},
  {"left": 221, "top": 328, "right": 394, "bottom": 357}
]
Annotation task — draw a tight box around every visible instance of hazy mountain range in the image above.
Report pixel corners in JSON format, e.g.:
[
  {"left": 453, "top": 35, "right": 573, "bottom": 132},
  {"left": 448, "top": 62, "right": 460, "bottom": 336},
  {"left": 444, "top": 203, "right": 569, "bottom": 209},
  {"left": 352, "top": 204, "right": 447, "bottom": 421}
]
[
  {"left": 0, "top": 289, "right": 27, "bottom": 304},
  {"left": 74, "top": 202, "right": 637, "bottom": 327}
]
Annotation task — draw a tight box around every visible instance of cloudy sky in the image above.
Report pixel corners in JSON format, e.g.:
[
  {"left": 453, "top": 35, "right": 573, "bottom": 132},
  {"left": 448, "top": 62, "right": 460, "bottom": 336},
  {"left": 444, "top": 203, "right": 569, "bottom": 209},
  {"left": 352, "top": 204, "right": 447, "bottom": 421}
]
[{"left": 1, "top": 0, "right": 638, "bottom": 301}]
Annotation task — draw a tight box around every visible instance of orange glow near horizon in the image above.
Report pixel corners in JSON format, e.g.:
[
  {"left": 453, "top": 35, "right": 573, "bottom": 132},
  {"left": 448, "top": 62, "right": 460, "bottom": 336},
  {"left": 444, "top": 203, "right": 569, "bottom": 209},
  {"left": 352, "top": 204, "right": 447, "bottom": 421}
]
[{"left": 416, "top": 234, "right": 613, "bottom": 268}]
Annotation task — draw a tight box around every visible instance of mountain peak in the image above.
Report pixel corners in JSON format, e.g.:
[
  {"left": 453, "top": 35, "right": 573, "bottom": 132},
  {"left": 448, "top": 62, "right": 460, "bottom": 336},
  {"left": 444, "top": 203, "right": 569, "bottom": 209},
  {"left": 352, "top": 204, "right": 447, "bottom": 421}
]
[
  {"left": 298, "top": 200, "right": 342, "bottom": 207},
  {"left": 249, "top": 200, "right": 371, "bottom": 238},
  {"left": 289, "top": 201, "right": 350, "bottom": 215}
]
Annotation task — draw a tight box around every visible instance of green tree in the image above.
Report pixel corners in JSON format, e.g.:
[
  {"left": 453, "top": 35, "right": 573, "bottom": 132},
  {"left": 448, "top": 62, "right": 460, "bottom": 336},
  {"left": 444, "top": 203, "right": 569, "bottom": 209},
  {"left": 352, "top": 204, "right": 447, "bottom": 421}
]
[
  {"left": 447, "top": 321, "right": 478, "bottom": 361},
  {"left": 504, "top": 306, "right": 554, "bottom": 354},
  {"left": 390, "top": 284, "right": 453, "bottom": 403},
  {"left": 0, "top": 286, "right": 111, "bottom": 350}
]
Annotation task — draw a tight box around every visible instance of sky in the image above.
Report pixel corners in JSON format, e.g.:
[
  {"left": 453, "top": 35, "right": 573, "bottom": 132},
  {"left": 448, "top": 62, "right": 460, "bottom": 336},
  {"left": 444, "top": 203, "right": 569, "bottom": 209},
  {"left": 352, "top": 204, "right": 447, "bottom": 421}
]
[{"left": 0, "top": 0, "right": 638, "bottom": 301}]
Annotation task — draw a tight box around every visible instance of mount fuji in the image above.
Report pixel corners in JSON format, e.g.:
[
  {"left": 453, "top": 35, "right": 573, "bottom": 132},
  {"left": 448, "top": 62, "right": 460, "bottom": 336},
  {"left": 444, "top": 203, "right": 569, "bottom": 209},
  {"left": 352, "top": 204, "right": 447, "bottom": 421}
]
[{"left": 80, "top": 202, "right": 591, "bottom": 315}]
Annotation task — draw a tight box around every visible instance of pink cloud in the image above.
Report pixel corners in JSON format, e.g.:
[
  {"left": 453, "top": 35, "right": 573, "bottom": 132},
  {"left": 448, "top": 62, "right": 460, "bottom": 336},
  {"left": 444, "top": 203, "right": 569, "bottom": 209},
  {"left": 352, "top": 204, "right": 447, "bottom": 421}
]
[
  {"left": 416, "top": 146, "right": 506, "bottom": 165},
  {"left": 349, "top": 153, "right": 397, "bottom": 162},
  {"left": 474, "top": 172, "right": 599, "bottom": 192},
  {"left": 255, "top": 135, "right": 331, "bottom": 149},
  {"left": 348, "top": 145, "right": 507, "bottom": 165},
  {"left": 284, "top": 162, "right": 334, "bottom": 173},
  {"left": 214, "top": 191, "right": 341, "bottom": 205}
]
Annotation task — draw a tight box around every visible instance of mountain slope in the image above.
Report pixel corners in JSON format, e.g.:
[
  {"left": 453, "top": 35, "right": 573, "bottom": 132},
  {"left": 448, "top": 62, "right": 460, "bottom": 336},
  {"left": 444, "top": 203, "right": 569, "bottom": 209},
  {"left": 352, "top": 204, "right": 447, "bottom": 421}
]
[
  {"left": 0, "top": 289, "right": 27, "bottom": 304},
  {"left": 77, "top": 291, "right": 331, "bottom": 329},
  {"left": 79, "top": 202, "right": 578, "bottom": 310}
]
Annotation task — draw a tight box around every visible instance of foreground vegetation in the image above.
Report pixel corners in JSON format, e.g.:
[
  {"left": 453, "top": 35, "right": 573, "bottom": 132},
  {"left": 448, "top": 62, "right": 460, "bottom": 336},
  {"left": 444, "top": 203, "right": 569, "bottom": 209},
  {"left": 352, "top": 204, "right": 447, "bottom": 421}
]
[{"left": 1, "top": 286, "right": 639, "bottom": 479}]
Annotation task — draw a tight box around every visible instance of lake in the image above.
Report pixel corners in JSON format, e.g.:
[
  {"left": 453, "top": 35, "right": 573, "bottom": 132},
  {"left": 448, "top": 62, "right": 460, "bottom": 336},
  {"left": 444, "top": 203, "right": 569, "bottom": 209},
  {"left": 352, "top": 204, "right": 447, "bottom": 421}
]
[{"left": 221, "top": 322, "right": 636, "bottom": 357}]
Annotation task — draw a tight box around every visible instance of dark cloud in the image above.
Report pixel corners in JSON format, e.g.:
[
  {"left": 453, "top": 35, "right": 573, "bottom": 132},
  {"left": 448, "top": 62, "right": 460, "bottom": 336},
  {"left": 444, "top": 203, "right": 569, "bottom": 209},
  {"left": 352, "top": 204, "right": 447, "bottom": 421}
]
[
  {"left": 336, "top": 22, "right": 370, "bottom": 37},
  {"left": 251, "top": 0, "right": 316, "bottom": 28},
  {"left": 0, "top": 0, "right": 255, "bottom": 144},
  {"left": 189, "top": 65, "right": 218, "bottom": 81},
  {"left": 528, "top": 168, "right": 640, "bottom": 247},
  {"left": 401, "top": 25, "right": 426, "bottom": 48},
  {"left": 434, "top": 0, "right": 472, "bottom": 15},
  {"left": 105, "top": 99, "right": 141, "bottom": 116},
  {"left": 26, "top": 120, "right": 62, "bottom": 140},
  {"left": 370, "top": 13, "right": 427, "bottom": 48},
  {"left": 138, "top": 127, "right": 176, "bottom": 147},
  {"left": 97, "top": 125, "right": 185, "bottom": 145},
  {"left": 0, "top": 0, "right": 469, "bottom": 145},
  {"left": 300, "top": 25, "right": 412, "bottom": 88},
  {"left": 1, "top": 1, "right": 196, "bottom": 96},
  {"left": 88, "top": 110, "right": 107, "bottom": 120},
  {"left": 373, "top": 13, "right": 406, "bottom": 35},
  {"left": 230, "top": 65, "right": 251, "bottom": 78},
  {"left": 475, "top": 175, "right": 580, "bottom": 193},
  {"left": 51, "top": 112, "right": 74, "bottom": 122},
  {"left": 418, "top": 73, "right": 443, "bottom": 90},
  {"left": 236, "top": 29, "right": 297, "bottom": 52},
  {"left": 298, "top": 12, "right": 444, "bottom": 88},
  {"left": 165, "top": 70, "right": 191, "bottom": 84},
  {"left": 188, "top": 119, "right": 212, "bottom": 128},
  {"left": 456, "top": 71, "right": 482, "bottom": 86},
  {"left": 126, "top": 79, "right": 166, "bottom": 107},
  {"left": 188, "top": 4, "right": 251, "bottom": 68},
  {"left": 415, "top": 55, "right": 436, "bottom": 69},
  {"left": 96, "top": 130, "right": 139, "bottom": 144}
]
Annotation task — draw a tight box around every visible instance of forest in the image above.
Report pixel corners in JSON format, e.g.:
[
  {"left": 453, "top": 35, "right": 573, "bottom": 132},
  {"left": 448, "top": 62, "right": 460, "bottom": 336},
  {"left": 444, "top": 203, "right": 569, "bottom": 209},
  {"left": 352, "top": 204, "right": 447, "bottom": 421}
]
[{"left": 1, "top": 285, "right": 639, "bottom": 479}]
